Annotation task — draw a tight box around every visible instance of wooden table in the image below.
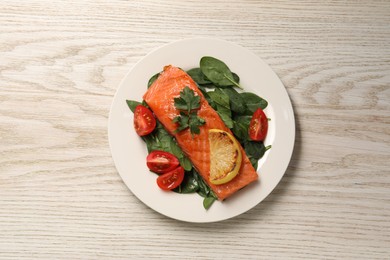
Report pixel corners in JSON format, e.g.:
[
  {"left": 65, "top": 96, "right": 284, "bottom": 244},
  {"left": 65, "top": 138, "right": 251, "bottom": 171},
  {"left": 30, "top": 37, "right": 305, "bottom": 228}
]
[{"left": 1, "top": 1, "right": 389, "bottom": 259}]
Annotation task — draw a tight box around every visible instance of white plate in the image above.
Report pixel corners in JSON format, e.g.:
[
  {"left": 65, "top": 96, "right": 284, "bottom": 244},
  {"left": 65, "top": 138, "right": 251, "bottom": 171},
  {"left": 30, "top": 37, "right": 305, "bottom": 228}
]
[{"left": 108, "top": 38, "right": 295, "bottom": 223}]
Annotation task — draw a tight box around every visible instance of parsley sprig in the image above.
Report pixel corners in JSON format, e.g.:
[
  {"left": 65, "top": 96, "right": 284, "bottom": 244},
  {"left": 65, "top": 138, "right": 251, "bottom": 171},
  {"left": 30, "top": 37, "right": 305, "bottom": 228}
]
[{"left": 173, "top": 86, "right": 205, "bottom": 135}]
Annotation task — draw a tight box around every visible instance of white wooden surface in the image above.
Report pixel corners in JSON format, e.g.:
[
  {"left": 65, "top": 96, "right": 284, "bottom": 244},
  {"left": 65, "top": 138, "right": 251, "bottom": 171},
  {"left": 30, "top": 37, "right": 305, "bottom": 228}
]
[{"left": 1, "top": 1, "right": 389, "bottom": 259}]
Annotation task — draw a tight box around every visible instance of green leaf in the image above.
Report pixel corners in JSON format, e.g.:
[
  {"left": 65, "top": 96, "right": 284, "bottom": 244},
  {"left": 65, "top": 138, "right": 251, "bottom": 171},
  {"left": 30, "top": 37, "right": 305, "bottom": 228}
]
[
  {"left": 234, "top": 115, "right": 252, "bottom": 127},
  {"left": 232, "top": 72, "right": 240, "bottom": 83},
  {"left": 221, "top": 88, "right": 247, "bottom": 114},
  {"left": 187, "top": 68, "right": 212, "bottom": 85},
  {"left": 250, "top": 157, "right": 258, "bottom": 170},
  {"left": 189, "top": 112, "right": 206, "bottom": 135},
  {"left": 142, "top": 134, "right": 162, "bottom": 153},
  {"left": 203, "top": 196, "right": 216, "bottom": 210},
  {"left": 208, "top": 88, "right": 230, "bottom": 109},
  {"left": 148, "top": 72, "right": 160, "bottom": 88},
  {"left": 126, "top": 100, "right": 142, "bottom": 113},
  {"left": 240, "top": 92, "right": 268, "bottom": 114},
  {"left": 244, "top": 140, "right": 266, "bottom": 159},
  {"left": 232, "top": 115, "right": 251, "bottom": 141},
  {"left": 179, "top": 157, "right": 193, "bottom": 171},
  {"left": 174, "top": 98, "right": 189, "bottom": 111},
  {"left": 141, "top": 120, "right": 193, "bottom": 171},
  {"left": 216, "top": 104, "right": 234, "bottom": 129},
  {"left": 173, "top": 170, "right": 199, "bottom": 194},
  {"left": 173, "top": 112, "right": 190, "bottom": 133},
  {"left": 232, "top": 121, "right": 248, "bottom": 141},
  {"left": 174, "top": 86, "right": 201, "bottom": 112},
  {"left": 198, "top": 86, "right": 216, "bottom": 108},
  {"left": 208, "top": 88, "right": 234, "bottom": 128},
  {"left": 193, "top": 171, "right": 211, "bottom": 198},
  {"left": 173, "top": 87, "right": 205, "bottom": 135},
  {"left": 200, "top": 56, "right": 242, "bottom": 89},
  {"left": 242, "top": 140, "right": 271, "bottom": 168}
]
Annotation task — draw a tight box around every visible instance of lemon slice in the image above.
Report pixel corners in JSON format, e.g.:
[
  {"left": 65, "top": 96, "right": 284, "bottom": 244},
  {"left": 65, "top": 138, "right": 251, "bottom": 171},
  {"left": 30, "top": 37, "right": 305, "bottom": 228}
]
[{"left": 208, "top": 129, "right": 242, "bottom": 185}]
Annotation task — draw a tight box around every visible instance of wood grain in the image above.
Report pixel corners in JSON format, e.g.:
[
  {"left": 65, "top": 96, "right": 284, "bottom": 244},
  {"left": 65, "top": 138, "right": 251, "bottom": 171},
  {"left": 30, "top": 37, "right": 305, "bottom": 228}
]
[{"left": 1, "top": 1, "right": 389, "bottom": 259}]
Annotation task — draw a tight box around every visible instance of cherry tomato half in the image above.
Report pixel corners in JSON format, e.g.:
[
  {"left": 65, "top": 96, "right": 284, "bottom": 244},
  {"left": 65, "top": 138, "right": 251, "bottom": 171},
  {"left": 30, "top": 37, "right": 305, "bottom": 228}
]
[
  {"left": 248, "top": 108, "right": 268, "bottom": 141},
  {"left": 156, "top": 166, "right": 185, "bottom": 191},
  {"left": 146, "top": 150, "right": 180, "bottom": 174},
  {"left": 133, "top": 105, "right": 156, "bottom": 136}
]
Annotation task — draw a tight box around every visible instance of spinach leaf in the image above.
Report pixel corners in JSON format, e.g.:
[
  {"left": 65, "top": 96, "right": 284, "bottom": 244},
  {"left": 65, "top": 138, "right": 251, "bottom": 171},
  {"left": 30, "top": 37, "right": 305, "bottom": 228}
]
[
  {"left": 208, "top": 88, "right": 234, "bottom": 128},
  {"left": 187, "top": 68, "right": 212, "bottom": 85},
  {"left": 234, "top": 115, "right": 252, "bottom": 126},
  {"left": 231, "top": 115, "right": 251, "bottom": 142},
  {"left": 207, "top": 88, "right": 230, "bottom": 109},
  {"left": 203, "top": 196, "right": 216, "bottom": 210},
  {"left": 126, "top": 102, "right": 193, "bottom": 171},
  {"left": 215, "top": 105, "right": 234, "bottom": 128},
  {"left": 198, "top": 86, "right": 216, "bottom": 108},
  {"left": 232, "top": 121, "right": 248, "bottom": 142},
  {"left": 244, "top": 140, "right": 266, "bottom": 160},
  {"left": 173, "top": 169, "right": 216, "bottom": 210},
  {"left": 242, "top": 141, "right": 272, "bottom": 169},
  {"left": 142, "top": 134, "right": 162, "bottom": 153},
  {"left": 141, "top": 121, "right": 193, "bottom": 171},
  {"left": 200, "top": 56, "right": 242, "bottom": 89},
  {"left": 193, "top": 170, "right": 210, "bottom": 197},
  {"left": 126, "top": 100, "right": 142, "bottom": 113},
  {"left": 179, "top": 157, "right": 193, "bottom": 172},
  {"left": 148, "top": 72, "right": 160, "bottom": 88},
  {"left": 187, "top": 66, "right": 239, "bottom": 88},
  {"left": 174, "top": 170, "right": 199, "bottom": 193},
  {"left": 221, "top": 88, "right": 247, "bottom": 114},
  {"left": 232, "top": 72, "right": 240, "bottom": 83},
  {"left": 240, "top": 92, "right": 268, "bottom": 114}
]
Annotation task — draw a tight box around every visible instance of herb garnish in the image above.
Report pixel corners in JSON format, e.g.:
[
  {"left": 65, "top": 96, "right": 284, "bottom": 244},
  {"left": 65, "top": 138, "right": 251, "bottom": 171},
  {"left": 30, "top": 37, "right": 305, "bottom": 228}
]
[{"left": 173, "top": 86, "right": 205, "bottom": 135}]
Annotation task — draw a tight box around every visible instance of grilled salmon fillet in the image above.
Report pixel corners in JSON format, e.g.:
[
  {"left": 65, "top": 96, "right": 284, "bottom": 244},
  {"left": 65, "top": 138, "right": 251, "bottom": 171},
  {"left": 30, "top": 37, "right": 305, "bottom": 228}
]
[{"left": 143, "top": 65, "right": 258, "bottom": 200}]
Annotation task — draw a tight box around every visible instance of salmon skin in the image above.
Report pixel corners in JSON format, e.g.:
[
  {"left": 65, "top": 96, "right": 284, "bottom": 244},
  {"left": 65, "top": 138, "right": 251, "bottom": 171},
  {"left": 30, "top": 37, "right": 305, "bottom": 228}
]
[{"left": 143, "top": 65, "right": 258, "bottom": 200}]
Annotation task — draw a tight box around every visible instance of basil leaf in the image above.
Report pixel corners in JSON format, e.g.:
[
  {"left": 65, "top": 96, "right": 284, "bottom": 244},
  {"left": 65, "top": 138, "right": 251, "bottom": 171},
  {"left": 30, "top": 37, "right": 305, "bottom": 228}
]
[
  {"left": 240, "top": 92, "right": 268, "bottom": 114},
  {"left": 126, "top": 100, "right": 142, "bottom": 113},
  {"left": 200, "top": 56, "right": 241, "bottom": 89}
]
